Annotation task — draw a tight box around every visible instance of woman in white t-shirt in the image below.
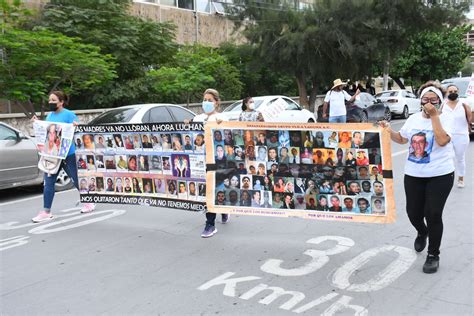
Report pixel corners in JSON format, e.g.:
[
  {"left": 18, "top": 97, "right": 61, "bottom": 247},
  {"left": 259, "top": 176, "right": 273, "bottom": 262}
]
[
  {"left": 441, "top": 84, "right": 472, "bottom": 188},
  {"left": 190, "top": 88, "right": 229, "bottom": 238},
  {"left": 380, "top": 81, "right": 454, "bottom": 274}
]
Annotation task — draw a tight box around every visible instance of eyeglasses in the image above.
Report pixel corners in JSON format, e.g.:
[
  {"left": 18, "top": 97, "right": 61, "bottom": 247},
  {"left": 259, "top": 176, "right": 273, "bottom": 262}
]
[{"left": 421, "top": 97, "right": 439, "bottom": 104}]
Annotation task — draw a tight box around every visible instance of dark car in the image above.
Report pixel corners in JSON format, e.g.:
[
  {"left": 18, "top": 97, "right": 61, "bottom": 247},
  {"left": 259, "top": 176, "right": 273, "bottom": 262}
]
[{"left": 317, "top": 92, "right": 391, "bottom": 123}]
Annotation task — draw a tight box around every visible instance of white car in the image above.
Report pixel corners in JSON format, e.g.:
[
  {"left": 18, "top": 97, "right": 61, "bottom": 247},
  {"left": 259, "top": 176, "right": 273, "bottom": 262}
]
[
  {"left": 375, "top": 90, "right": 420, "bottom": 119},
  {"left": 89, "top": 104, "right": 196, "bottom": 124},
  {"left": 220, "top": 96, "right": 316, "bottom": 123}
]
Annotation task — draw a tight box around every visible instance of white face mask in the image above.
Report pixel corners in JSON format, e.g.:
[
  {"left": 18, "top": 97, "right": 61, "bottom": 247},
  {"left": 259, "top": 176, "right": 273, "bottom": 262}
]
[{"left": 248, "top": 101, "right": 255, "bottom": 110}]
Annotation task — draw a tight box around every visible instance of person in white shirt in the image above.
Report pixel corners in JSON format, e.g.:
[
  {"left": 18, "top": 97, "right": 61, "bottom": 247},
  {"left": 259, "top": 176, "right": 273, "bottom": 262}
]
[
  {"left": 441, "top": 84, "right": 472, "bottom": 188},
  {"left": 189, "top": 88, "right": 229, "bottom": 238},
  {"left": 380, "top": 81, "right": 454, "bottom": 274},
  {"left": 322, "top": 78, "right": 360, "bottom": 123}
]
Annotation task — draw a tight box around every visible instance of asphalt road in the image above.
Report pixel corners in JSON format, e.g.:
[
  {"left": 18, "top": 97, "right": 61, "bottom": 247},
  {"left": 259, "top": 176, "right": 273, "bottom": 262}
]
[{"left": 1, "top": 119, "right": 472, "bottom": 316}]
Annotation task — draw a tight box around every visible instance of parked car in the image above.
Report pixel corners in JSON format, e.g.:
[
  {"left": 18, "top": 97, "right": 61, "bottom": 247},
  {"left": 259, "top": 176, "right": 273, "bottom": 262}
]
[
  {"left": 0, "top": 122, "right": 73, "bottom": 191},
  {"left": 89, "top": 104, "right": 196, "bottom": 124},
  {"left": 220, "top": 96, "right": 316, "bottom": 122},
  {"left": 317, "top": 92, "right": 391, "bottom": 123},
  {"left": 441, "top": 76, "right": 474, "bottom": 133},
  {"left": 375, "top": 89, "right": 420, "bottom": 119}
]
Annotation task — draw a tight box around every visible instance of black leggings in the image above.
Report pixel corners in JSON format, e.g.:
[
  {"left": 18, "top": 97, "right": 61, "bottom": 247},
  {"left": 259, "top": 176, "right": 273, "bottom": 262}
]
[
  {"left": 206, "top": 212, "right": 216, "bottom": 225},
  {"left": 404, "top": 172, "right": 454, "bottom": 256}
]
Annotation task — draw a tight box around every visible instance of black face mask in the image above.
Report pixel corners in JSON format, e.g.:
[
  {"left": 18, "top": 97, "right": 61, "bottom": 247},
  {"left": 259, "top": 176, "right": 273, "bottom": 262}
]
[
  {"left": 48, "top": 102, "right": 58, "bottom": 111},
  {"left": 447, "top": 93, "right": 458, "bottom": 101}
]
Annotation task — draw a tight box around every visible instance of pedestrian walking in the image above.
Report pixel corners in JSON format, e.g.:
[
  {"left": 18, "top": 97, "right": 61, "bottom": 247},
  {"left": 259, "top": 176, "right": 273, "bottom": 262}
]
[
  {"left": 322, "top": 78, "right": 360, "bottom": 123},
  {"left": 441, "top": 84, "right": 472, "bottom": 188},
  {"left": 191, "top": 88, "right": 229, "bottom": 238},
  {"left": 380, "top": 81, "right": 454, "bottom": 274},
  {"left": 239, "top": 96, "right": 264, "bottom": 122},
  {"left": 31, "top": 91, "right": 95, "bottom": 223}
]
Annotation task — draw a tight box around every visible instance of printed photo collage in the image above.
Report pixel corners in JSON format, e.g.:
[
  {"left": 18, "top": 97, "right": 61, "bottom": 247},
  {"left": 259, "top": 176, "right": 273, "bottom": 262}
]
[
  {"left": 75, "top": 131, "right": 207, "bottom": 201},
  {"left": 212, "top": 128, "right": 387, "bottom": 215}
]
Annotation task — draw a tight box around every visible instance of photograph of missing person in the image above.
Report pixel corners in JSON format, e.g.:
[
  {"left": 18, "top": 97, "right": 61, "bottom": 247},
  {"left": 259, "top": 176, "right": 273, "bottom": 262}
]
[
  {"left": 188, "top": 181, "right": 197, "bottom": 199},
  {"left": 74, "top": 135, "right": 83, "bottom": 150},
  {"left": 178, "top": 181, "right": 187, "bottom": 199},
  {"left": 408, "top": 131, "right": 433, "bottom": 164},
  {"left": 96, "top": 177, "right": 104, "bottom": 193},
  {"left": 123, "top": 177, "right": 133, "bottom": 193},
  {"left": 167, "top": 179, "right": 177, "bottom": 197},
  {"left": 194, "top": 133, "right": 205, "bottom": 152},
  {"left": 127, "top": 155, "right": 137, "bottom": 172},
  {"left": 123, "top": 134, "right": 134, "bottom": 150},
  {"left": 138, "top": 154, "right": 150, "bottom": 172},
  {"left": 182, "top": 134, "right": 193, "bottom": 151},
  {"left": 210, "top": 127, "right": 388, "bottom": 218},
  {"left": 149, "top": 155, "right": 163, "bottom": 173},
  {"left": 142, "top": 178, "right": 153, "bottom": 194},
  {"left": 86, "top": 155, "right": 96, "bottom": 171},
  {"left": 105, "top": 177, "right": 115, "bottom": 192},
  {"left": 94, "top": 135, "right": 106, "bottom": 150},
  {"left": 132, "top": 177, "right": 142, "bottom": 194},
  {"left": 79, "top": 177, "right": 88, "bottom": 193},
  {"left": 154, "top": 178, "right": 166, "bottom": 195},
  {"left": 115, "top": 177, "right": 124, "bottom": 193},
  {"left": 95, "top": 154, "right": 105, "bottom": 170},
  {"left": 76, "top": 155, "right": 87, "bottom": 171},
  {"left": 162, "top": 156, "right": 172, "bottom": 175},
  {"left": 115, "top": 154, "right": 128, "bottom": 172},
  {"left": 151, "top": 134, "right": 162, "bottom": 150},
  {"left": 131, "top": 134, "right": 141, "bottom": 150},
  {"left": 371, "top": 196, "right": 385, "bottom": 215},
  {"left": 141, "top": 134, "right": 153, "bottom": 149},
  {"left": 171, "top": 133, "right": 183, "bottom": 151},
  {"left": 82, "top": 133, "right": 94, "bottom": 151},
  {"left": 112, "top": 134, "right": 124, "bottom": 149}
]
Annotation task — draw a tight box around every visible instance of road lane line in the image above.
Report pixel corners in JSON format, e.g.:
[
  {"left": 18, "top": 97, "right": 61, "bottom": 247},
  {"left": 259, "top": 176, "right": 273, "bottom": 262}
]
[{"left": 0, "top": 189, "right": 75, "bottom": 207}]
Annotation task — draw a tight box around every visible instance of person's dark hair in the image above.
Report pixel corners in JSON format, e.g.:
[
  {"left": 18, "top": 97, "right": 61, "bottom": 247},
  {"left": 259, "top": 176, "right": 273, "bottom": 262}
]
[
  {"left": 242, "top": 96, "right": 252, "bottom": 111},
  {"left": 344, "top": 197, "right": 352, "bottom": 202},
  {"left": 358, "top": 197, "right": 369, "bottom": 206},
  {"left": 374, "top": 180, "right": 383, "bottom": 186},
  {"left": 50, "top": 90, "right": 69, "bottom": 106},
  {"left": 417, "top": 81, "right": 445, "bottom": 98}
]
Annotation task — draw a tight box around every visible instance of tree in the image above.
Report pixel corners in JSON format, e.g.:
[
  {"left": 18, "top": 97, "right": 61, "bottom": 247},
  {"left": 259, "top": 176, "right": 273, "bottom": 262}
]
[
  {"left": 391, "top": 26, "right": 471, "bottom": 87},
  {"left": 147, "top": 45, "right": 243, "bottom": 105},
  {"left": 39, "top": 0, "right": 177, "bottom": 107},
  {"left": 0, "top": 26, "right": 116, "bottom": 116}
]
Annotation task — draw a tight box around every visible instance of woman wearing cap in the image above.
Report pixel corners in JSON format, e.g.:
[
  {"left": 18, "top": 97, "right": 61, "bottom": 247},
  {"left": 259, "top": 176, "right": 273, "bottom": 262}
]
[
  {"left": 380, "top": 81, "right": 455, "bottom": 274},
  {"left": 322, "top": 79, "right": 360, "bottom": 123},
  {"left": 441, "top": 84, "right": 472, "bottom": 188},
  {"left": 239, "top": 96, "right": 264, "bottom": 122}
]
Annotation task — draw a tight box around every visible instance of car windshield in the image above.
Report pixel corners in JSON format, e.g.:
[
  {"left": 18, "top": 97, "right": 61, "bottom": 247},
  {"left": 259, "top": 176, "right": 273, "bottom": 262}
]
[
  {"left": 89, "top": 108, "right": 139, "bottom": 124},
  {"left": 223, "top": 100, "right": 265, "bottom": 112},
  {"left": 442, "top": 80, "right": 469, "bottom": 97},
  {"left": 375, "top": 91, "right": 398, "bottom": 98}
]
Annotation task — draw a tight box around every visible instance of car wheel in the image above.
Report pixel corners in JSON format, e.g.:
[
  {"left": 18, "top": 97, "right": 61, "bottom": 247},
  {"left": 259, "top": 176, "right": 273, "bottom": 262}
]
[
  {"left": 401, "top": 105, "right": 409, "bottom": 119},
  {"left": 383, "top": 107, "right": 392, "bottom": 121},
  {"left": 307, "top": 118, "right": 315, "bottom": 123},
  {"left": 55, "top": 168, "right": 74, "bottom": 191},
  {"left": 360, "top": 111, "right": 368, "bottom": 123}
]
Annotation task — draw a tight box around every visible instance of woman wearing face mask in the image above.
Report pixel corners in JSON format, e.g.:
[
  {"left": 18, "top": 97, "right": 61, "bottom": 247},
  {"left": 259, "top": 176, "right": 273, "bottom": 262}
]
[
  {"left": 31, "top": 91, "right": 95, "bottom": 223},
  {"left": 239, "top": 97, "right": 264, "bottom": 122},
  {"left": 380, "top": 81, "right": 454, "bottom": 274},
  {"left": 441, "top": 84, "right": 472, "bottom": 188},
  {"left": 190, "top": 89, "right": 229, "bottom": 238}
]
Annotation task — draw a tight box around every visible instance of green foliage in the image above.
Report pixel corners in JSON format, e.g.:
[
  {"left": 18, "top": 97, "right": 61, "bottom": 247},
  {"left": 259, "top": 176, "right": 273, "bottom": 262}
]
[
  {"left": 391, "top": 26, "right": 472, "bottom": 85},
  {"left": 0, "top": 26, "right": 116, "bottom": 109},
  {"left": 38, "top": 0, "right": 177, "bottom": 107},
  {"left": 218, "top": 42, "right": 297, "bottom": 97},
  {"left": 147, "top": 45, "right": 243, "bottom": 105}
]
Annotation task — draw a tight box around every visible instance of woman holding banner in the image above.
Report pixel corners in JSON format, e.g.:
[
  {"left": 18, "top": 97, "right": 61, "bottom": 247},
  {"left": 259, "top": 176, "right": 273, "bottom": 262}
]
[
  {"left": 31, "top": 91, "right": 95, "bottom": 223},
  {"left": 381, "top": 81, "right": 454, "bottom": 274},
  {"left": 190, "top": 89, "right": 229, "bottom": 238},
  {"left": 239, "top": 96, "right": 264, "bottom": 122}
]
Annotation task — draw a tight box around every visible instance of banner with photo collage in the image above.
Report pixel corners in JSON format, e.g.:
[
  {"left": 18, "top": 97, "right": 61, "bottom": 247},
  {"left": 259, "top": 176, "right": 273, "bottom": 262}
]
[
  {"left": 75, "top": 122, "right": 206, "bottom": 211},
  {"left": 205, "top": 121, "right": 395, "bottom": 223}
]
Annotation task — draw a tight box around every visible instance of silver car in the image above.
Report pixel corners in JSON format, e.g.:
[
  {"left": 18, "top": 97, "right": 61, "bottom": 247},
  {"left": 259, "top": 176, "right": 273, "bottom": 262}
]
[{"left": 0, "top": 122, "right": 73, "bottom": 191}]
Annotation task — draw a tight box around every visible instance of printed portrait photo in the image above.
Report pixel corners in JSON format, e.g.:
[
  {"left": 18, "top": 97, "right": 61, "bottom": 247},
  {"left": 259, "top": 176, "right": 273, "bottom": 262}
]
[
  {"left": 76, "top": 155, "right": 87, "bottom": 171},
  {"left": 141, "top": 134, "right": 153, "bottom": 149},
  {"left": 132, "top": 177, "right": 142, "bottom": 194},
  {"left": 171, "top": 133, "right": 183, "bottom": 151},
  {"left": 142, "top": 178, "right": 153, "bottom": 194},
  {"left": 82, "top": 133, "right": 95, "bottom": 151},
  {"left": 132, "top": 134, "right": 142, "bottom": 150},
  {"left": 112, "top": 134, "right": 124, "bottom": 149},
  {"left": 123, "top": 134, "right": 134, "bottom": 150},
  {"left": 371, "top": 197, "right": 385, "bottom": 215},
  {"left": 86, "top": 155, "right": 96, "bottom": 171},
  {"left": 96, "top": 177, "right": 104, "bottom": 193},
  {"left": 115, "top": 177, "right": 124, "bottom": 193},
  {"left": 74, "top": 135, "right": 83, "bottom": 150},
  {"left": 95, "top": 154, "right": 105, "bottom": 170},
  {"left": 104, "top": 155, "right": 116, "bottom": 171},
  {"left": 115, "top": 154, "right": 128, "bottom": 172},
  {"left": 408, "top": 131, "right": 433, "bottom": 164},
  {"left": 94, "top": 135, "right": 107, "bottom": 150},
  {"left": 177, "top": 181, "right": 188, "bottom": 199},
  {"left": 240, "top": 175, "right": 253, "bottom": 190},
  {"left": 123, "top": 177, "right": 133, "bottom": 193},
  {"left": 105, "top": 177, "right": 115, "bottom": 193},
  {"left": 149, "top": 155, "right": 163, "bottom": 173},
  {"left": 167, "top": 179, "right": 178, "bottom": 197},
  {"left": 79, "top": 177, "right": 88, "bottom": 193},
  {"left": 154, "top": 178, "right": 166, "bottom": 195},
  {"left": 138, "top": 154, "right": 150, "bottom": 172},
  {"left": 188, "top": 181, "right": 197, "bottom": 199},
  {"left": 182, "top": 134, "right": 194, "bottom": 151},
  {"left": 151, "top": 134, "right": 162, "bottom": 150},
  {"left": 127, "top": 155, "right": 138, "bottom": 172},
  {"left": 162, "top": 156, "right": 172, "bottom": 175}
]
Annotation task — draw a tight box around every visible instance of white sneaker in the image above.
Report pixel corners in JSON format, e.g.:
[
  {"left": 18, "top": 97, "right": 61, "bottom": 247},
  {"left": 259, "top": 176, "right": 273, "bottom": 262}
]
[
  {"left": 80, "top": 203, "right": 96, "bottom": 213},
  {"left": 457, "top": 180, "right": 465, "bottom": 188},
  {"left": 32, "top": 211, "right": 53, "bottom": 223}
]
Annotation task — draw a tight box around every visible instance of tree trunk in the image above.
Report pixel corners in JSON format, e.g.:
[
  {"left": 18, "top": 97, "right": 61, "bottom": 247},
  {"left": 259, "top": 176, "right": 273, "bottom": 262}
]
[
  {"left": 296, "top": 73, "right": 309, "bottom": 108},
  {"left": 308, "top": 78, "right": 318, "bottom": 113},
  {"left": 392, "top": 77, "right": 405, "bottom": 90},
  {"left": 383, "top": 52, "right": 390, "bottom": 91}
]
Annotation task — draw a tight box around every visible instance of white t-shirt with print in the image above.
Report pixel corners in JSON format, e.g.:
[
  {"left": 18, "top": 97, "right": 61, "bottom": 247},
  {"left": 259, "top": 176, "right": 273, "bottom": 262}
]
[
  {"left": 399, "top": 112, "right": 455, "bottom": 177},
  {"left": 324, "top": 90, "right": 351, "bottom": 117}
]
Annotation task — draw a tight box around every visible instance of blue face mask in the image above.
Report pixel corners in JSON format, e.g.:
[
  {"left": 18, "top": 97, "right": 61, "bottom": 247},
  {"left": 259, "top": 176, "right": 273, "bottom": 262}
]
[{"left": 202, "top": 101, "right": 215, "bottom": 114}]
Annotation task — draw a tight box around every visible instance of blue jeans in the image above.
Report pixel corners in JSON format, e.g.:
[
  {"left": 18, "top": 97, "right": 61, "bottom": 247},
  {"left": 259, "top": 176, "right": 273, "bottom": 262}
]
[
  {"left": 43, "top": 154, "right": 79, "bottom": 210},
  {"left": 329, "top": 115, "right": 347, "bottom": 123}
]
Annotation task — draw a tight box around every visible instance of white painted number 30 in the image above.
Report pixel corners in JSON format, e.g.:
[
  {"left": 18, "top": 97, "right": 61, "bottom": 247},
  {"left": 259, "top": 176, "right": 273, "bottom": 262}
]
[{"left": 260, "top": 235, "right": 416, "bottom": 292}]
